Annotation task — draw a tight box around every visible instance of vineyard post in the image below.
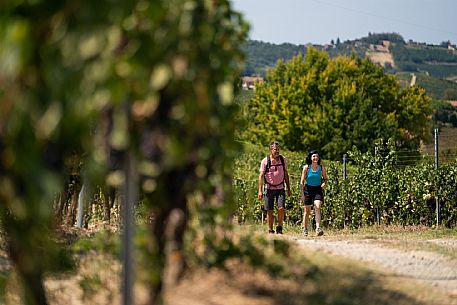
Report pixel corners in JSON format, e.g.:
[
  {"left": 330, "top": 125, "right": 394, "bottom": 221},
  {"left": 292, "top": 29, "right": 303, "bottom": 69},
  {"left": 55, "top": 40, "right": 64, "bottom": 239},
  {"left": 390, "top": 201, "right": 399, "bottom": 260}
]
[
  {"left": 343, "top": 154, "right": 348, "bottom": 180},
  {"left": 374, "top": 147, "right": 381, "bottom": 225},
  {"left": 343, "top": 153, "right": 348, "bottom": 229},
  {"left": 434, "top": 128, "right": 440, "bottom": 226},
  {"left": 76, "top": 183, "right": 86, "bottom": 228},
  {"left": 121, "top": 152, "right": 138, "bottom": 305}
]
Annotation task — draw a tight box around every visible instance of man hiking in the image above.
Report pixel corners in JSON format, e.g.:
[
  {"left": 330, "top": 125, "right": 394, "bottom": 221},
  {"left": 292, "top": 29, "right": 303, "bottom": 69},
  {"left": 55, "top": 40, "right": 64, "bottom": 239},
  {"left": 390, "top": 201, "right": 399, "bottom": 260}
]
[{"left": 258, "top": 141, "right": 292, "bottom": 234}]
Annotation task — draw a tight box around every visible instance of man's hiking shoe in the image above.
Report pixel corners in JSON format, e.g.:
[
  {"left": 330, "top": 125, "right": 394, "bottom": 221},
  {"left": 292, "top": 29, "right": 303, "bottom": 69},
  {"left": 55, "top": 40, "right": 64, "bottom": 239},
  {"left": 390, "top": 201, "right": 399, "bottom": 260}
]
[
  {"left": 276, "top": 226, "right": 283, "bottom": 234},
  {"left": 268, "top": 229, "right": 275, "bottom": 234},
  {"left": 316, "top": 227, "right": 324, "bottom": 236},
  {"left": 303, "top": 228, "right": 308, "bottom": 237}
]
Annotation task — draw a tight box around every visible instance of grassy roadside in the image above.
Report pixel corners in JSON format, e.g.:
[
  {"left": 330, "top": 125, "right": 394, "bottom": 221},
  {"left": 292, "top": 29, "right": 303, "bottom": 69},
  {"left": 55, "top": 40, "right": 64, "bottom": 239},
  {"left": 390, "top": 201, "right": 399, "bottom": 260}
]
[
  {"left": 233, "top": 224, "right": 457, "bottom": 305},
  {"left": 314, "top": 224, "right": 457, "bottom": 260},
  {"left": 166, "top": 248, "right": 448, "bottom": 305},
  {"left": 249, "top": 222, "right": 457, "bottom": 259},
  {"left": 301, "top": 248, "right": 449, "bottom": 305},
  {"left": 232, "top": 224, "right": 456, "bottom": 305}
]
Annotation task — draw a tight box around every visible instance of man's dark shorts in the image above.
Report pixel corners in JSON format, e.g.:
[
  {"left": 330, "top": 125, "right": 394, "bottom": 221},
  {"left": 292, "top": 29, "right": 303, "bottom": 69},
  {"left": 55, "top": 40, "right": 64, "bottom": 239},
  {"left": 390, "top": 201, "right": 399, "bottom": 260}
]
[
  {"left": 304, "top": 185, "right": 324, "bottom": 205},
  {"left": 264, "top": 189, "right": 285, "bottom": 210}
]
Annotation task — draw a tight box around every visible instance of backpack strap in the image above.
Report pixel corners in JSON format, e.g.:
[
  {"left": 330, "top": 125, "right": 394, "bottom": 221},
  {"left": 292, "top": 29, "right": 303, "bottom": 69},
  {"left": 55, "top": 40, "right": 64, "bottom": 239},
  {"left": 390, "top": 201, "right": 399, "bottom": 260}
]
[{"left": 277, "top": 155, "right": 285, "bottom": 167}]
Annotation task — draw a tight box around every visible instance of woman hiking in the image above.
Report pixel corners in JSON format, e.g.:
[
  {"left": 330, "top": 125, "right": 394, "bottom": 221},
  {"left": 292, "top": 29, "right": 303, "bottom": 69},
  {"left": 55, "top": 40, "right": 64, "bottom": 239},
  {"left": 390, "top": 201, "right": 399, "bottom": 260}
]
[{"left": 300, "top": 150, "right": 328, "bottom": 236}]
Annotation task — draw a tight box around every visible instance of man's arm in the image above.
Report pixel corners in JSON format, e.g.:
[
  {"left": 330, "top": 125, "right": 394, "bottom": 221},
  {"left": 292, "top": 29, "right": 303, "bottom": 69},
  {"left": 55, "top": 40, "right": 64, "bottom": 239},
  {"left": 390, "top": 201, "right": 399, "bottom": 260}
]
[
  {"left": 284, "top": 159, "right": 292, "bottom": 197},
  {"left": 258, "top": 170, "right": 265, "bottom": 200}
]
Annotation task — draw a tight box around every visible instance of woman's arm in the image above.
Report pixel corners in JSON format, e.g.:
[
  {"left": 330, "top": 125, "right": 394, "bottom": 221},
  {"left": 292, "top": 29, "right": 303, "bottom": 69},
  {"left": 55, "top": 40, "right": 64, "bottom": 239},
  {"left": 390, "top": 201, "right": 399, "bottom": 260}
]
[
  {"left": 300, "top": 165, "right": 307, "bottom": 201},
  {"left": 321, "top": 164, "right": 328, "bottom": 188}
]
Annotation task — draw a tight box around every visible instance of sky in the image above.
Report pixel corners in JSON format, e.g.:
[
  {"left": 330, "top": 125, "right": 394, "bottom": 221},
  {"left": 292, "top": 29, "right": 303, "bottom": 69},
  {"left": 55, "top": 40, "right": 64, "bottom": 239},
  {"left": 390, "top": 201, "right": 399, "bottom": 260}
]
[{"left": 231, "top": 0, "right": 457, "bottom": 46}]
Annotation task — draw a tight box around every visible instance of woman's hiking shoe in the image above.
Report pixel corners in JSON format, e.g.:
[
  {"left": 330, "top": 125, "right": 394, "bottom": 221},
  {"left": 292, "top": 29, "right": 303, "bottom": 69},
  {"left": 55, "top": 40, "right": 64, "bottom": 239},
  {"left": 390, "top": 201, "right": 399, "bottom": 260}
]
[
  {"left": 303, "top": 228, "right": 308, "bottom": 237},
  {"left": 316, "top": 227, "right": 324, "bottom": 236},
  {"left": 268, "top": 229, "right": 275, "bottom": 234},
  {"left": 276, "top": 226, "right": 283, "bottom": 234}
]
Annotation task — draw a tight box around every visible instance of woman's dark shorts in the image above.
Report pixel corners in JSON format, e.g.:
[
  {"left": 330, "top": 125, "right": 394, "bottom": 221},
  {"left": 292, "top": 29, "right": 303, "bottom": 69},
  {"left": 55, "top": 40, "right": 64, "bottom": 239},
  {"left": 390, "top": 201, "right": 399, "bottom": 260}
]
[
  {"left": 264, "top": 189, "right": 285, "bottom": 211},
  {"left": 304, "top": 185, "right": 324, "bottom": 205}
]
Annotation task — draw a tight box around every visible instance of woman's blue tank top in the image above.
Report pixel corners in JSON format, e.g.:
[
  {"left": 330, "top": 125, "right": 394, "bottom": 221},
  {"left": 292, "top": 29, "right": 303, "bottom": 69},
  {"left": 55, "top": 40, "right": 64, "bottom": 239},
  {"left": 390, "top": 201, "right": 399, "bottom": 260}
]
[{"left": 307, "top": 165, "right": 321, "bottom": 186}]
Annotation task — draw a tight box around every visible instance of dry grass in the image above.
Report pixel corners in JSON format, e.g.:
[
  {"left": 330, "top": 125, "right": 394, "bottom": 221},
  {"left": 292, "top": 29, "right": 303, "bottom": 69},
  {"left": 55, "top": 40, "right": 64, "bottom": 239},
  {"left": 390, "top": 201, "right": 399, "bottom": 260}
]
[{"left": 290, "top": 224, "right": 457, "bottom": 260}]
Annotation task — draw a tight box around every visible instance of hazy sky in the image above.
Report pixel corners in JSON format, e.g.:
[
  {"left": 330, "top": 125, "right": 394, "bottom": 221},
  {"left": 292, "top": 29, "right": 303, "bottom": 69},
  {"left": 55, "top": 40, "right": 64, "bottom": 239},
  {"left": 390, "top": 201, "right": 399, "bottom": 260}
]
[{"left": 231, "top": 0, "right": 457, "bottom": 45}]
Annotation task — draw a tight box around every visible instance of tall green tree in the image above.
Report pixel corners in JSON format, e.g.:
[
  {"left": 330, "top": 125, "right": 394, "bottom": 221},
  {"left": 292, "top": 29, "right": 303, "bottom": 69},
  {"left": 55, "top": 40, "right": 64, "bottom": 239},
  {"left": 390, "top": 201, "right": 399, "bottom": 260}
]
[{"left": 245, "top": 48, "right": 432, "bottom": 159}]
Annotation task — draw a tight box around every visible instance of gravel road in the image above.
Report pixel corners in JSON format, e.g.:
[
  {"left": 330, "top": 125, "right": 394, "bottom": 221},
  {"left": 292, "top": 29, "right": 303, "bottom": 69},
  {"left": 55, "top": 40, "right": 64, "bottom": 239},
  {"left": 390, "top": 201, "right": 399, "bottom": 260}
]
[{"left": 294, "top": 237, "right": 457, "bottom": 300}]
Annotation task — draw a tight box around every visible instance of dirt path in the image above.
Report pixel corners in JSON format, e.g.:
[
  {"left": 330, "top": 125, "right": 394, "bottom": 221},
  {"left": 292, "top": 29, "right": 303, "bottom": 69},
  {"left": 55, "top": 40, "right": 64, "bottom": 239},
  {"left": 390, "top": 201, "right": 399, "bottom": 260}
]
[{"left": 294, "top": 236, "right": 457, "bottom": 300}]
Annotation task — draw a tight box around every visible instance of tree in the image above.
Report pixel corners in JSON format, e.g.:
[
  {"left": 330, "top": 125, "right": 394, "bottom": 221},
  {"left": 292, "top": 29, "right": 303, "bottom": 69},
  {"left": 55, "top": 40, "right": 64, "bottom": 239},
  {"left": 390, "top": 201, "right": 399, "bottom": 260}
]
[{"left": 245, "top": 48, "right": 432, "bottom": 159}]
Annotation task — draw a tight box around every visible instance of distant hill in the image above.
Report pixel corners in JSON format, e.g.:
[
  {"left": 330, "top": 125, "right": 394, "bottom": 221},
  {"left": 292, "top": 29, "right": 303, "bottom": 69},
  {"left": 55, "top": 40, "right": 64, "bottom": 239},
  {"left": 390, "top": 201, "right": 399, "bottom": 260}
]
[
  {"left": 395, "top": 72, "right": 457, "bottom": 100},
  {"left": 243, "top": 40, "right": 306, "bottom": 76},
  {"left": 242, "top": 33, "right": 457, "bottom": 100}
]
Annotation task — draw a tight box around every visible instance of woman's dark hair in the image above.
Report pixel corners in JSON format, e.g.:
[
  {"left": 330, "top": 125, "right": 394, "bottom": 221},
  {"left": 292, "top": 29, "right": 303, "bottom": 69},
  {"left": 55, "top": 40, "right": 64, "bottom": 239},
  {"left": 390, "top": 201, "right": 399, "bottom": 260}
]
[{"left": 306, "top": 150, "right": 320, "bottom": 165}]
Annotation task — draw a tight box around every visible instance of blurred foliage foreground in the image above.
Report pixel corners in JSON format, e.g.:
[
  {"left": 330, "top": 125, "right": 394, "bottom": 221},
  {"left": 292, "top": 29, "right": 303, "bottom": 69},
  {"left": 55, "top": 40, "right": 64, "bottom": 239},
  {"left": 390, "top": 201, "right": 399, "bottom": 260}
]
[{"left": 0, "top": 0, "right": 249, "bottom": 304}]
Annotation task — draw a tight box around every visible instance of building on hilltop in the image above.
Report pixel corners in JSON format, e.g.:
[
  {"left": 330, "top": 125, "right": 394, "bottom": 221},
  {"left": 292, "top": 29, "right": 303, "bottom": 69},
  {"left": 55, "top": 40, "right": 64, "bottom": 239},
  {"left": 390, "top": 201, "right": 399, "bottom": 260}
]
[{"left": 241, "top": 76, "right": 264, "bottom": 90}]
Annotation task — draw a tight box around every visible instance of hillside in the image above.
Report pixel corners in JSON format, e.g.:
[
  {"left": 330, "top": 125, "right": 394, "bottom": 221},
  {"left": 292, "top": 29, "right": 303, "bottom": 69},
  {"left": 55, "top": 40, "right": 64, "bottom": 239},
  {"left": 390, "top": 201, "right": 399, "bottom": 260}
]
[
  {"left": 243, "top": 33, "right": 457, "bottom": 100},
  {"left": 396, "top": 72, "right": 457, "bottom": 100},
  {"left": 243, "top": 40, "right": 307, "bottom": 76}
]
